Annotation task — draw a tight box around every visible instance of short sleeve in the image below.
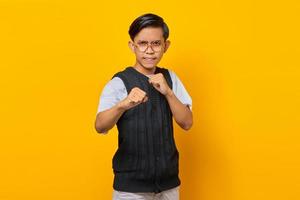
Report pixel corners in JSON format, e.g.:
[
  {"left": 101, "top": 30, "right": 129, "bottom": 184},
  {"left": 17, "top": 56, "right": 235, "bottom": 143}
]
[
  {"left": 97, "top": 77, "right": 127, "bottom": 114},
  {"left": 168, "top": 69, "right": 193, "bottom": 111}
]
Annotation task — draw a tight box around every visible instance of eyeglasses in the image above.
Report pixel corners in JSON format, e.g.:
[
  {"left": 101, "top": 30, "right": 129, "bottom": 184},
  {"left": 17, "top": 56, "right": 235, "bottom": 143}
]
[{"left": 133, "top": 40, "right": 164, "bottom": 52}]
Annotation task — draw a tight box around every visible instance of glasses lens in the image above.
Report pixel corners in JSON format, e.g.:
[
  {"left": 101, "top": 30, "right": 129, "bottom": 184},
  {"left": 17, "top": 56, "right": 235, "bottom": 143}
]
[
  {"left": 136, "top": 42, "right": 148, "bottom": 52},
  {"left": 136, "top": 41, "right": 163, "bottom": 52},
  {"left": 152, "top": 45, "right": 162, "bottom": 52},
  {"left": 150, "top": 41, "right": 162, "bottom": 52}
]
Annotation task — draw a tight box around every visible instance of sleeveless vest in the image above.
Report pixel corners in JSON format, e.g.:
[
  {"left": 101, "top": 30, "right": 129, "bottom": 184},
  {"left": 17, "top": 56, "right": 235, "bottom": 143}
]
[{"left": 111, "top": 66, "right": 180, "bottom": 193}]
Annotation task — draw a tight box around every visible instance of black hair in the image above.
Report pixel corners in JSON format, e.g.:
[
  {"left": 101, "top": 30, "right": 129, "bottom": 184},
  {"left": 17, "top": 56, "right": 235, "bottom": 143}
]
[{"left": 128, "top": 13, "right": 169, "bottom": 41}]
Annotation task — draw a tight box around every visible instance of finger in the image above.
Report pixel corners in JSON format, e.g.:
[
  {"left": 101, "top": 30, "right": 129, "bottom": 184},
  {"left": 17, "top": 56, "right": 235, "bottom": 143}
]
[
  {"left": 136, "top": 90, "right": 147, "bottom": 97},
  {"left": 149, "top": 79, "right": 156, "bottom": 85},
  {"left": 151, "top": 82, "right": 160, "bottom": 87},
  {"left": 151, "top": 73, "right": 163, "bottom": 80},
  {"left": 128, "top": 96, "right": 136, "bottom": 103},
  {"left": 149, "top": 76, "right": 162, "bottom": 83},
  {"left": 134, "top": 89, "right": 147, "bottom": 98},
  {"left": 133, "top": 92, "right": 144, "bottom": 101},
  {"left": 142, "top": 96, "right": 148, "bottom": 103},
  {"left": 130, "top": 95, "right": 140, "bottom": 103},
  {"left": 129, "top": 93, "right": 141, "bottom": 102},
  {"left": 131, "top": 87, "right": 145, "bottom": 95},
  {"left": 151, "top": 77, "right": 163, "bottom": 83},
  {"left": 131, "top": 91, "right": 142, "bottom": 99},
  {"left": 131, "top": 87, "right": 145, "bottom": 96}
]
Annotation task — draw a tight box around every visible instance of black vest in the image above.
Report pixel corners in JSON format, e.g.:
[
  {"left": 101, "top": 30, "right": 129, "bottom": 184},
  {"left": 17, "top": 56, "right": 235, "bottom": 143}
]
[{"left": 111, "top": 66, "right": 180, "bottom": 193}]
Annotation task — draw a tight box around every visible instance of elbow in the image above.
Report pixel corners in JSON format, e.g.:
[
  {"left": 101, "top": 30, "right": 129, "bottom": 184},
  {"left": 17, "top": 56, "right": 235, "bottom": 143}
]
[
  {"left": 94, "top": 116, "right": 108, "bottom": 134},
  {"left": 95, "top": 126, "right": 108, "bottom": 134},
  {"left": 95, "top": 122, "right": 108, "bottom": 134},
  {"left": 182, "top": 121, "right": 193, "bottom": 131},
  {"left": 180, "top": 119, "right": 193, "bottom": 131},
  {"left": 94, "top": 124, "right": 102, "bottom": 133},
  {"left": 181, "top": 116, "right": 193, "bottom": 131}
]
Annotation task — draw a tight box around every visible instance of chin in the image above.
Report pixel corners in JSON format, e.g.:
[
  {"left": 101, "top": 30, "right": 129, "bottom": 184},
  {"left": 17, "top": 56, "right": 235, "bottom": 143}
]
[
  {"left": 142, "top": 62, "right": 158, "bottom": 69},
  {"left": 143, "top": 64, "right": 156, "bottom": 69}
]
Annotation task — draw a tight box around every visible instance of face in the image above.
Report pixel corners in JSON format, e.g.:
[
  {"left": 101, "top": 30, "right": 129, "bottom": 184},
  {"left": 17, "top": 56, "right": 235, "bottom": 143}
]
[{"left": 128, "top": 27, "right": 170, "bottom": 71}]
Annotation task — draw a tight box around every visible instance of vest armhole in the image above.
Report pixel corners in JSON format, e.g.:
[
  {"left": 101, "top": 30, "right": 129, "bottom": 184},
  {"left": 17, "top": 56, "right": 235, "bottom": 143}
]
[
  {"left": 160, "top": 68, "right": 173, "bottom": 90},
  {"left": 112, "top": 73, "right": 131, "bottom": 94}
]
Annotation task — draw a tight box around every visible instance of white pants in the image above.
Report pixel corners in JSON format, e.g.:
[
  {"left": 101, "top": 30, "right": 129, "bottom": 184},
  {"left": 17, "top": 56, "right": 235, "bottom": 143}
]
[{"left": 112, "top": 186, "right": 180, "bottom": 200}]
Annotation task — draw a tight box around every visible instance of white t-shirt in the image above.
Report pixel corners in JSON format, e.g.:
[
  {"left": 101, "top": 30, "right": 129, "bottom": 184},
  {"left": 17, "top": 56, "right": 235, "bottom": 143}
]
[{"left": 97, "top": 68, "right": 192, "bottom": 115}]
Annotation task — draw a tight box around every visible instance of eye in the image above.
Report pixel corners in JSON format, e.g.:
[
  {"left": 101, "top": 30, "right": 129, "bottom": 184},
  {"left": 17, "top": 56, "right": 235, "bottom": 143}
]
[
  {"left": 138, "top": 41, "right": 148, "bottom": 45},
  {"left": 152, "top": 41, "right": 161, "bottom": 46}
]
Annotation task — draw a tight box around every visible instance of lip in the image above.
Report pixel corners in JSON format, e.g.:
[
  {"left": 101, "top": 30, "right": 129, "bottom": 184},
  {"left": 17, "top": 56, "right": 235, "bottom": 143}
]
[
  {"left": 143, "top": 57, "right": 157, "bottom": 60},
  {"left": 143, "top": 57, "right": 157, "bottom": 63}
]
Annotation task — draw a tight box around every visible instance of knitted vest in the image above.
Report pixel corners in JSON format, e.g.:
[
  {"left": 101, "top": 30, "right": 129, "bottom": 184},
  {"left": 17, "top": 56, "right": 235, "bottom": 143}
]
[{"left": 111, "top": 66, "right": 180, "bottom": 193}]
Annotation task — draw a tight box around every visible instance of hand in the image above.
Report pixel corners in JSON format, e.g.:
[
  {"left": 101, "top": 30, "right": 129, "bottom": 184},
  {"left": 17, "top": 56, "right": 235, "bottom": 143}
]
[
  {"left": 117, "top": 87, "right": 148, "bottom": 110},
  {"left": 148, "top": 73, "right": 172, "bottom": 96}
]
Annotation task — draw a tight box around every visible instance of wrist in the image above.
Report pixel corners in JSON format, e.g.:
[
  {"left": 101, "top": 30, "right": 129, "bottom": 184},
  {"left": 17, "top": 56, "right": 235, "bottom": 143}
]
[
  {"left": 116, "top": 101, "right": 127, "bottom": 112},
  {"left": 165, "top": 88, "right": 174, "bottom": 97}
]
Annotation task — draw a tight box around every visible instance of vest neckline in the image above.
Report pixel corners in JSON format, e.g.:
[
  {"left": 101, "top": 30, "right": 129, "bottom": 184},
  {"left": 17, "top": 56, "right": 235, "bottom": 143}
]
[{"left": 127, "top": 66, "right": 159, "bottom": 80}]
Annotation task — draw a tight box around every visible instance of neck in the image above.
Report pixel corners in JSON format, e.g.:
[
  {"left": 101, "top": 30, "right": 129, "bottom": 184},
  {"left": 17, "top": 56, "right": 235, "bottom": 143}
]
[{"left": 133, "top": 62, "right": 156, "bottom": 75}]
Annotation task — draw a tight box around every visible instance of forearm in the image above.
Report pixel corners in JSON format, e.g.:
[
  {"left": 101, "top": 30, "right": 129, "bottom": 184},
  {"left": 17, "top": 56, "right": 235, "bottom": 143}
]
[
  {"left": 94, "top": 102, "right": 126, "bottom": 133},
  {"left": 95, "top": 87, "right": 148, "bottom": 134},
  {"left": 165, "top": 89, "right": 193, "bottom": 130}
]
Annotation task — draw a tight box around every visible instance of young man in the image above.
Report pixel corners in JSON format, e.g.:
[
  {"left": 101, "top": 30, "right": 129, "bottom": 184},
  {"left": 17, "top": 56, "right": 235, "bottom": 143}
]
[{"left": 95, "top": 13, "right": 193, "bottom": 200}]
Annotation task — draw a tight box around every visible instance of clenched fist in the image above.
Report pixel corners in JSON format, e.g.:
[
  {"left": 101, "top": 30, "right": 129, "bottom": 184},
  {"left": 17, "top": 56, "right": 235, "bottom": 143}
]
[
  {"left": 148, "top": 73, "right": 172, "bottom": 96},
  {"left": 118, "top": 87, "right": 148, "bottom": 110}
]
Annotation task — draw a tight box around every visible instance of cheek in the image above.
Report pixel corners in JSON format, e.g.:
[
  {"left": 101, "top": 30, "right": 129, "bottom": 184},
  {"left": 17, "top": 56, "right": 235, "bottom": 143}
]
[
  {"left": 133, "top": 52, "right": 143, "bottom": 60},
  {"left": 156, "top": 52, "right": 164, "bottom": 59}
]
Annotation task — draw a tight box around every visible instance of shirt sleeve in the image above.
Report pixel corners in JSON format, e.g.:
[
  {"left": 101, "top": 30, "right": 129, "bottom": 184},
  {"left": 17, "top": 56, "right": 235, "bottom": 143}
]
[
  {"left": 96, "top": 77, "right": 127, "bottom": 134},
  {"left": 97, "top": 77, "right": 127, "bottom": 114},
  {"left": 168, "top": 69, "right": 193, "bottom": 111}
]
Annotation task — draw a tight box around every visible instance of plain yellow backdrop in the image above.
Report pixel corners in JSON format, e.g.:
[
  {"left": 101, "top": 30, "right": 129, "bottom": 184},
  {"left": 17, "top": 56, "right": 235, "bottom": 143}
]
[{"left": 0, "top": 0, "right": 299, "bottom": 199}]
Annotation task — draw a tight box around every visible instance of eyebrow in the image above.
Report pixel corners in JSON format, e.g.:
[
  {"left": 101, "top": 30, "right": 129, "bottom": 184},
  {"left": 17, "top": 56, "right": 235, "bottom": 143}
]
[{"left": 137, "top": 40, "right": 161, "bottom": 43}]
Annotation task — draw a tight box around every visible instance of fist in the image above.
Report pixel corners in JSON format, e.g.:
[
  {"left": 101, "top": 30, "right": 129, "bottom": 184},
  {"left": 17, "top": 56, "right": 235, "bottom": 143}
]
[
  {"left": 148, "top": 73, "right": 172, "bottom": 96},
  {"left": 118, "top": 87, "right": 148, "bottom": 110}
]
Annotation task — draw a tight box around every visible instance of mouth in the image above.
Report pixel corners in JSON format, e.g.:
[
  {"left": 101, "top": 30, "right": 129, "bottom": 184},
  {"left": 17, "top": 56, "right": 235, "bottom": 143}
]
[{"left": 143, "top": 57, "right": 157, "bottom": 62}]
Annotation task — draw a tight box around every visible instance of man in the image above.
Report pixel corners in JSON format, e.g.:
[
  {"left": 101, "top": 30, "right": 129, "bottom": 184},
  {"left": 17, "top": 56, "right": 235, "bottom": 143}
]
[{"left": 95, "top": 13, "right": 193, "bottom": 200}]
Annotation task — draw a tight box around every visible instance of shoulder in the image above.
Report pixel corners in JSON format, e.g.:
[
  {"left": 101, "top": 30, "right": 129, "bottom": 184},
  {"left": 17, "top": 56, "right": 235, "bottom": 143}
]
[
  {"left": 106, "top": 67, "right": 132, "bottom": 90},
  {"left": 102, "top": 76, "right": 127, "bottom": 95},
  {"left": 167, "top": 68, "right": 176, "bottom": 79},
  {"left": 167, "top": 68, "right": 181, "bottom": 84},
  {"left": 166, "top": 68, "right": 193, "bottom": 110},
  {"left": 112, "top": 67, "right": 132, "bottom": 79}
]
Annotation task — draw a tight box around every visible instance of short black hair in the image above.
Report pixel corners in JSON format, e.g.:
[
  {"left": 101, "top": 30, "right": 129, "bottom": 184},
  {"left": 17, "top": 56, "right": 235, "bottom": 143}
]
[{"left": 129, "top": 13, "right": 169, "bottom": 41}]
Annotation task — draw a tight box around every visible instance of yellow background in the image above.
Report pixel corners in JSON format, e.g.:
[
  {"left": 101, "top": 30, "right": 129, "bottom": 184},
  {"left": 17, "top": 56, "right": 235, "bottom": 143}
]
[{"left": 1, "top": 0, "right": 299, "bottom": 199}]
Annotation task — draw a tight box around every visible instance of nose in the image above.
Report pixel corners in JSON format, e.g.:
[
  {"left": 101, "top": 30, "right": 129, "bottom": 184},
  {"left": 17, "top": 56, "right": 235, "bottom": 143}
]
[{"left": 145, "top": 45, "right": 155, "bottom": 54}]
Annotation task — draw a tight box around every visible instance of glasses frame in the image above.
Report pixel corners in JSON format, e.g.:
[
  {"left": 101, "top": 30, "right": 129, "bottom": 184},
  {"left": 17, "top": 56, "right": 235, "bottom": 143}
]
[{"left": 133, "top": 40, "right": 165, "bottom": 53}]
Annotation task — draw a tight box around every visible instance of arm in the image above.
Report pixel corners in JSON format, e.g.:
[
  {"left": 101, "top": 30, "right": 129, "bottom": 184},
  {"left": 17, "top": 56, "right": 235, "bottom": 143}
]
[
  {"left": 94, "top": 102, "right": 126, "bottom": 133},
  {"left": 165, "top": 89, "right": 193, "bottom": 130},
  {"left": 148, "top": 73, "right": 193, "bottom": 131},
  {"left": 95, "top": 87, "right": 148, "bottom": 133}
]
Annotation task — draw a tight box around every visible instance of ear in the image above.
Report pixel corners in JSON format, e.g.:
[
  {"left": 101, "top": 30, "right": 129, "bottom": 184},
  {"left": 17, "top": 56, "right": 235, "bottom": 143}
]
[
  {"left": 128, "top": 40, "right": 135, "bottom": 53},
  {"left": 163, "top": 40, "right": 171, "bottom": 53}
]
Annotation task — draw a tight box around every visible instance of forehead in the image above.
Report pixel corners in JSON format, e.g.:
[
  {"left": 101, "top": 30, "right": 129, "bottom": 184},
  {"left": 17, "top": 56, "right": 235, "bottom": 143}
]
[{"left": 134, "top": 27, "right": 164, "bottom": 41}]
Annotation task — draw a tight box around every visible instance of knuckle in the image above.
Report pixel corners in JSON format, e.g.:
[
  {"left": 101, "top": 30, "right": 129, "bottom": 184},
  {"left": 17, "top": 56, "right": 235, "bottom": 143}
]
[{"left": 132, "top": 87, "right": 138, "bottom": 91}]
